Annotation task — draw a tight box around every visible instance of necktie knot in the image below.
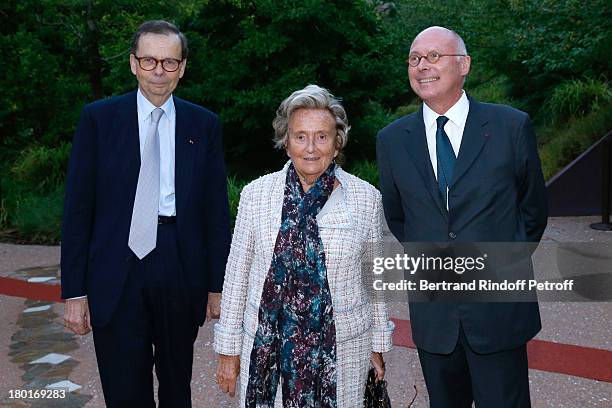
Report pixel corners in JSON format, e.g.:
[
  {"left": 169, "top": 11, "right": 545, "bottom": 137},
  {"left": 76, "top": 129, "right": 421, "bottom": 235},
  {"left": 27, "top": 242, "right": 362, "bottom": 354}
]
[
  {"left": 151, "top": 108, "right": 163, "bottom": 125},
  {"left": 436, "top": 115, "right": 449, "bottom": 130}
]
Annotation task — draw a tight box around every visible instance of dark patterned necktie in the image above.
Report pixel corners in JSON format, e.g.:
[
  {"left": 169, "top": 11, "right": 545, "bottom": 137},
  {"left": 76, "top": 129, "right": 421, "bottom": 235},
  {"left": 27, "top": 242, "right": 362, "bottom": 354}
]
[{"left": 436, "top": 115, "right": 456, "bottom": 206}]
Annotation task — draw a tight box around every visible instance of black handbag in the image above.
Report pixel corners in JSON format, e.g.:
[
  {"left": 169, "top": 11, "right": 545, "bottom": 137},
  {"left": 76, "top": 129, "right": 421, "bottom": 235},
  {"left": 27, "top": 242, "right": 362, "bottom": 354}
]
[{"left": 364, "top": 367, "right": 392, "bottom": 407}]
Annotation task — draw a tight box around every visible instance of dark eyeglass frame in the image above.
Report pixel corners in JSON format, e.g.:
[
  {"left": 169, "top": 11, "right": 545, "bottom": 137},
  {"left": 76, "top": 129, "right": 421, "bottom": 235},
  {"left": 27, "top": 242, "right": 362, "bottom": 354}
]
[
  {"left": 407, "top": 51, "right": 467, "bottom": 67},
  {"left": 133, "top": 55, "right": 183, "bottom": 72}
]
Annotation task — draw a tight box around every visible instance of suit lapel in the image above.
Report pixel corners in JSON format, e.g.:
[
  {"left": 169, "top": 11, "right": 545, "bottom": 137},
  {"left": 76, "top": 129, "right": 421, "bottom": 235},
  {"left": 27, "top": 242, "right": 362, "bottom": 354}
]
[
  {"left": 114, "top": 91, "right": 140, "bottom": 201},
  {"left": 449, "top": 98, "right": 489, "bottom": 188},
  {"left": 403, "top": 109, "right": 448, "bottom": 220},
  {"left": 174, "top": 97, "right": 198, "bottom": 217}
]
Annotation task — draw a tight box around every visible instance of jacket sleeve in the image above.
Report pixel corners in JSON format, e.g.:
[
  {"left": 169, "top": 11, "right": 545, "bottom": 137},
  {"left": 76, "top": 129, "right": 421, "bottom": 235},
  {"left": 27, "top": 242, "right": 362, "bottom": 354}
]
[
  {"left": 60, "top": 105, "right": 96, "bottom": 299},
  {"left": 213, "top": 183, "right": 255, "bottom": 355},
  {"left": 515, "top": 114, "right": 548, "bottom": 243},
  {"left": 204, "top": 117, "right": 232, "bottom": 293},
  {"left": 366, "top": 190, "right": 395, "bottom": 352}
]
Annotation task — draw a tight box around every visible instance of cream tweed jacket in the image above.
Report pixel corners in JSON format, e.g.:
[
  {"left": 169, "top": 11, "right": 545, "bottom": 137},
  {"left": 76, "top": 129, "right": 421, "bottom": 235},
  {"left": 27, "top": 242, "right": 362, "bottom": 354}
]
[{"left": 214, "top": 161, "right": 394, "bottom": 408}]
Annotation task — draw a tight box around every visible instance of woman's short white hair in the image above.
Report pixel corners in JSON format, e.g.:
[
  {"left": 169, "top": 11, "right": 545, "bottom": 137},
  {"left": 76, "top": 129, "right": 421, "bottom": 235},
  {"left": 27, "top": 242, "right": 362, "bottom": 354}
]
[{"left": 272, "top": 84, "right": 350, "bottom": 155}]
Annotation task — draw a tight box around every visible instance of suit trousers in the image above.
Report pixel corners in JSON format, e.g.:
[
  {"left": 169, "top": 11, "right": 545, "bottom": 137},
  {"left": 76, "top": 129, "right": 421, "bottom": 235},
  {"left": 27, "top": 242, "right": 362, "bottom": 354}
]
[
  {"left": 92, "top": 223, "right": 199, "bottom": 408},
  {"left": 417, "top": 324, "right": 531, "bottom": 408}
]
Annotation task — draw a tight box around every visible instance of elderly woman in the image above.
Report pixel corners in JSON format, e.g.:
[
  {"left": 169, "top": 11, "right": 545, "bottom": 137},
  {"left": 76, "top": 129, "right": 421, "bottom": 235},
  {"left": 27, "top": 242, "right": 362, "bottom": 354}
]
[{"left": 214, "top": 85, "right": 394, "bottom": 407}]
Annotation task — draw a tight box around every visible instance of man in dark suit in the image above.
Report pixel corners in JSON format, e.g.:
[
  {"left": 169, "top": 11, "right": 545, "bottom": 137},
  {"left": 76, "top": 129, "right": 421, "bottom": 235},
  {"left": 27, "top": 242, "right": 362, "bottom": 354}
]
[
  {"left": 377, "top": 26, "right": 548, "bottom": 407},
  {"left": 61, "top": 20, "right": 231, "bottom": 407}
]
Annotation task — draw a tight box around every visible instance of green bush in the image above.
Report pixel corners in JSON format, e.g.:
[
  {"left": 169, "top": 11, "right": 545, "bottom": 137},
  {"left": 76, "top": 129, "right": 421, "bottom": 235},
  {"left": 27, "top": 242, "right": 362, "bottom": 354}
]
[
  {"left": 467, "top": 74, "right": 518, "bottom": 108},
  {"left": 545, "top": 78, "right": 612, "bottom": 122},
  {"left": 539, "top": 102, "right": 612, "bottom": 180},
  {"left": 11, "top": 185, "right": 64, "bottom": 243},
  {"left": 11, "top": 143, "right": 70, "bottom": 193},
  {"left": 349, "top": 160, "right": 379, "bottom": 188},
  {"left": 226, "top": 175, "right": 248, "bottom": 228},
  {"left": 0, "top": 143, "right": 69, "bottom": 243},
  {"left": 391, "top": 104, "right": 420, "bottom": 120}
]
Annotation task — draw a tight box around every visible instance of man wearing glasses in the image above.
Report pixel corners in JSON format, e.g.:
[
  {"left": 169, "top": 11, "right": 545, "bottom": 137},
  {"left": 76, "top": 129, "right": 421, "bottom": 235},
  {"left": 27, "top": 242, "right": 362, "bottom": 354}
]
[
  {"left": 377, "top": 26, "right": 547, "bottom": 407},
  {"left": 61, "top": 20, "right": 231, "bottom": 407}
]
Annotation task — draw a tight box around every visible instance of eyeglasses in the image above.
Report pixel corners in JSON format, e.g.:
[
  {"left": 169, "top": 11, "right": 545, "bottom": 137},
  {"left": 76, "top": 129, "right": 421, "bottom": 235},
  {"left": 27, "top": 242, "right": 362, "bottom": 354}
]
[
  {"left": 289, "top": 133, "right": 334, "bottom": 146},
  {"left": 407, "top": 51, "right": 467, "bottom": 67},
  {"left": 133, "top": 55, "right": 183, "bottom": 72}
]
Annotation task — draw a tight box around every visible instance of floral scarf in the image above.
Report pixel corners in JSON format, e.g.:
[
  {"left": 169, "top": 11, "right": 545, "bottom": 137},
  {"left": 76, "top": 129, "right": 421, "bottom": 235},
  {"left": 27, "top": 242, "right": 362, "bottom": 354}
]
[{"left": 245, "top": 162, "right": 337, "bottom": 407}]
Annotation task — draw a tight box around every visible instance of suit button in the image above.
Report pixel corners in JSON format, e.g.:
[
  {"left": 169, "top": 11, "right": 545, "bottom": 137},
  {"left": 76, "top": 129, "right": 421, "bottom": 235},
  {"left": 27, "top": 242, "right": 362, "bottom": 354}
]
[{"left": 449, "top": 232, "right": 457, "bottom": 239}]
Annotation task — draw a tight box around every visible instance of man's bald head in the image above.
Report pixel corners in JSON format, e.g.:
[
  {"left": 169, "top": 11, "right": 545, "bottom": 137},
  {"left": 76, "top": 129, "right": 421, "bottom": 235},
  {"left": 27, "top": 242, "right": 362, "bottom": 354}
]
[
  {"left": 411, "top": 26, "right": 467, "bottom": 55},
  {"left": 407, "top": 26, "right": 471, "bottom": 114}
]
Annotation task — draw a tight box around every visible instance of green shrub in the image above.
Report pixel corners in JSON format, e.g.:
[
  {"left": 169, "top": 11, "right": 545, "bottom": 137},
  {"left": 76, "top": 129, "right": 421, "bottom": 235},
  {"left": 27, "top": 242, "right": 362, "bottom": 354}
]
[
  {"left": 546, "top": 78, "right": 612, "bottom": 123},
  {"left": 350, "top": 101, "right": 395, "bottom": 158},
  {"left": 391, "top": 104, "right": 420, "bottom": 120},
  {"left": 0, "top": 144, "right": 69, "bottom": 243},
  {"left": 11, "top": 185, "right": 64, "bottom": 243},
  {"left": 350, "top": 160, "right": 379, "bottom": 188},
  {"left": 11, "top": 143, "right": 71, "bottom": 193},
  {"left": 539, "top": 102, "right": 612, "bottom": 180},
  {"left": 468, "top": 74, "right": 517, "bottom": 107},
  {"left": 226, "top": 175, "right": 248, "bottom": 228}
]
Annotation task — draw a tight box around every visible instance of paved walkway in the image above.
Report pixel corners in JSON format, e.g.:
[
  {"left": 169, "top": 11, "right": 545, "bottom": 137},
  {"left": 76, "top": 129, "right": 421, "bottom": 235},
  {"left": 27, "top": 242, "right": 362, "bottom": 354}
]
[{"left": 0, "top": 217, "right": 610, "bottom": 407}]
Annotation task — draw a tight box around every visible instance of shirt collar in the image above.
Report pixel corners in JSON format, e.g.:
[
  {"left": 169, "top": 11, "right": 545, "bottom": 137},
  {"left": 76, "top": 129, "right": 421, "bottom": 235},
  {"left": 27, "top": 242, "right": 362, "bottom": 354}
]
[
  {"left": 422, "top": 90, "right": 469, "bottom": 130},
  {"left": 136, "top": 88, "right": 175, "bottom": 124}
]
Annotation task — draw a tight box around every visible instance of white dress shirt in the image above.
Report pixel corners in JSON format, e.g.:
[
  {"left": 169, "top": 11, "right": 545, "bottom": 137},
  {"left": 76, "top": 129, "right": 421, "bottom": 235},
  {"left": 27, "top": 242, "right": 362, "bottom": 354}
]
[
  {"left": 422, "top": 90, "right": 470, "bottom": 180},
  {"left": 136, "top": 88, "right": 176, "bottom": 216},
  {"left": 422, "top": 91, "right": 470, "bottom": 209}
]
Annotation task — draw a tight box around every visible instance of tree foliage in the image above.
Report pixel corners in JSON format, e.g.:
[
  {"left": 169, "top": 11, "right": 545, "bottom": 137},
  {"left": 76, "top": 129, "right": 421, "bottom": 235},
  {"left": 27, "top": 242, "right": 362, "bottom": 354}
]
[
  {"left": 1, "top": 0, "right": 407, "bottom": 175},
  {"left": 0, "top": 0, "right": 610, "bottom": 242}
]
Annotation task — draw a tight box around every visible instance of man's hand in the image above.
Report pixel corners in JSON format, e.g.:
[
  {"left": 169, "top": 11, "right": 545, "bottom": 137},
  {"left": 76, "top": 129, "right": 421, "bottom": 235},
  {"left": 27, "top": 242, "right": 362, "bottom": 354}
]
[
  {"left": 216, "top": 354, "right": 240, "bottom": 397},
  {"left": 207, "top": 292, "right": 222, "bottom": 320},
  {"left": 371, "top": 352, "right": 385, "bottom": 381},
  {"left": 63, "top": 297, "right": 91, "bottom": 335}
]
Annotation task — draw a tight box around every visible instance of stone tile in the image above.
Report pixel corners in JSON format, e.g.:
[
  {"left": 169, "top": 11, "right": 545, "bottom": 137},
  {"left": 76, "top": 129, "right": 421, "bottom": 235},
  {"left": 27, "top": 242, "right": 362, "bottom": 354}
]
[
  {"left": 23, "top": 300, "right": 51, "bottom": 308},
  {"left": 45, "top": 380, "right": 81, "bottom": 392},
  {"left": 0, "top": 399, "right": 31, "bottom": 407},
  {"left": 29, "top": 353, "right": 71, "bottom": 365},
  {"left": 12, "top": 325, "right": 65, "bottom": 341},
  {"left": 16, "top": 265, "right": 59, "bottom": 274},
  {"left": 10, "top": 350, "right": 48, "bottom": 364},
  {"left": 38, "top": 360, "right": 79, "bottom": 380},
  {"left": 16, "top": 315, "right": 58, "bottom": 329},
  {"left": 10, "top": 340, "right": 77, "bottom": 358},
  {"left": 8, "top": 341, "right": 29, "bottom": 354},
  {"left": 26, "top": 277, "right": 54, "bottom": 283},
  {"left": 21, "top": 363, "right": 53, "bottom": 382},
  {"left": 22, "top": 306, "right": 51, "bottom": 314},
  {"left": 30, "top": 393, "right": 91, "bottom": 408}
]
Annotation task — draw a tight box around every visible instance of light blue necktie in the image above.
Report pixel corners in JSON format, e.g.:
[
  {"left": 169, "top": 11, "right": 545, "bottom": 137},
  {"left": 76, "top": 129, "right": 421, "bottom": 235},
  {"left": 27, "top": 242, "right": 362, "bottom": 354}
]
[
  {"left": 436, "top": 115, "right": 456, "bottom": 206},
  {"left": 128, "top": 108, "right": 163, "bottom": 259}
]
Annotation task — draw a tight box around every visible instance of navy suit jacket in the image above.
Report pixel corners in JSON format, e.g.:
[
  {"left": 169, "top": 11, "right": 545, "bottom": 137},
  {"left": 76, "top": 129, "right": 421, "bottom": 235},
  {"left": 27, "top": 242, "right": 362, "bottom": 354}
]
[
  {"left": 376, "top": 97, "right": 548, "bottom": 354},
  {"left": 61, "top": 90, "right": 231, "bottom": 327}
]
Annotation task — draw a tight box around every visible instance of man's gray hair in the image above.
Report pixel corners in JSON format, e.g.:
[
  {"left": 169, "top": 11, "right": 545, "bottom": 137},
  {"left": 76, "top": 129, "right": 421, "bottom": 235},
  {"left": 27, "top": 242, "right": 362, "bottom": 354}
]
[
  {"left": 272, "top": 84, "right": 350, "bottom": 155},
  {"left": 452, "top": 30, "right": 468, "bottom": 55}
]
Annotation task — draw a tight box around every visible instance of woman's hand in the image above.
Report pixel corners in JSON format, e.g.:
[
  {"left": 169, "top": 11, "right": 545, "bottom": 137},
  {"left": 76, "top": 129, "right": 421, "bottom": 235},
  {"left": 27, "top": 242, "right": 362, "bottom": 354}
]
[
  {"left": 371, "top": 352, "right": 385, "bottom": 381},
  {"left": 216, "top": 354, "right": 240, "bottom": 397}
]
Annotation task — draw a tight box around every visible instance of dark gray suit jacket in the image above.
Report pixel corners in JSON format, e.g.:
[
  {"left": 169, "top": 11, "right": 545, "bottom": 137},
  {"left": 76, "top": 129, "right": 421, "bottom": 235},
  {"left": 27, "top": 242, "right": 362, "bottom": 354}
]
[{"left": 376, "top": 97, "right": 548, "bottom": 354}]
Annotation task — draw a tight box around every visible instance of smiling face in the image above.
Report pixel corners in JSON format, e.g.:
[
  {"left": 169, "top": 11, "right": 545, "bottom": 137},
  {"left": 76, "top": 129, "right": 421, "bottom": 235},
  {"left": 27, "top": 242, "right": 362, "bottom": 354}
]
[
  {"left": 286, "top": 108, "right": 338, "bottom": 189},
  {"left": 408, "top": 27, "right": 471, "bottom": 114},
  {"left": 130, "top": 32, "right": 186, "bottom": 107}
]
